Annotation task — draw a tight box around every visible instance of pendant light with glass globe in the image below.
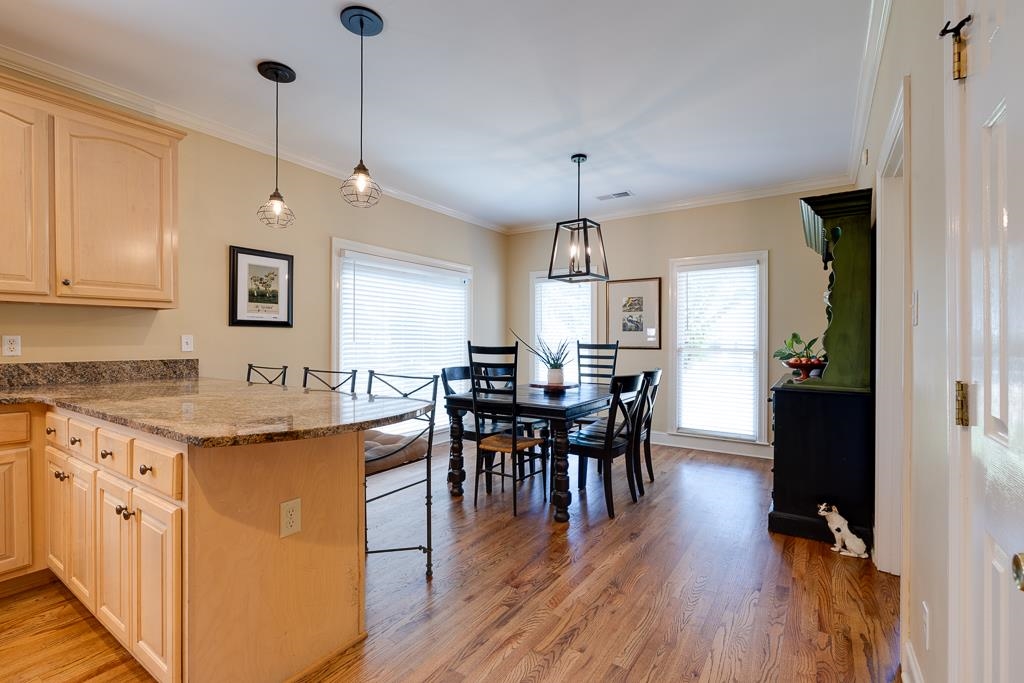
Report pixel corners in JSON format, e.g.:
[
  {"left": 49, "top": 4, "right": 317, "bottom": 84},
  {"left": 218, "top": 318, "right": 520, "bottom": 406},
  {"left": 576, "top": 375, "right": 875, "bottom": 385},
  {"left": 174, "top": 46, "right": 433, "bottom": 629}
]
[
  {"left": 256, "top": 61, "right": 297, "bottom": 228},
  {"left": 339, "top": 5, "right": 384, "bottom": 208}
]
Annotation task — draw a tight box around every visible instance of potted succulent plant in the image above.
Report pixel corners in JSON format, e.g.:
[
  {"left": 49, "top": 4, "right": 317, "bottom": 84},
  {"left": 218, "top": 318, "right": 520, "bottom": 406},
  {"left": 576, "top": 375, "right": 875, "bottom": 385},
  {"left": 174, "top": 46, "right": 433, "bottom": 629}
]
[
  {"left": 511, "top": 330, "right": 573, "bottom": 385},
  {"left": 772, "top": 332, "right": 827, "bottom": 381}
]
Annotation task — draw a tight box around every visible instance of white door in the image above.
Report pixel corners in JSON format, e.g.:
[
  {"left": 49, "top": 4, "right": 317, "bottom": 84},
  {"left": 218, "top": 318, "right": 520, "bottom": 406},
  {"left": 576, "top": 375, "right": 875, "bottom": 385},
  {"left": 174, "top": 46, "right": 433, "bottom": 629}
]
[{"left": 959, "top": 1, "right": 1024, "bottom": 680}]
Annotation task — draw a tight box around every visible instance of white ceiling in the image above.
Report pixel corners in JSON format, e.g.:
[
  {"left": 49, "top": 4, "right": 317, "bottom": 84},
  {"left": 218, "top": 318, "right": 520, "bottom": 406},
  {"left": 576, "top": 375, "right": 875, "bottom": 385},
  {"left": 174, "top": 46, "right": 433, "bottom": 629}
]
[{"left": 0, "top": 1, "right": 874, "bottom": 231}]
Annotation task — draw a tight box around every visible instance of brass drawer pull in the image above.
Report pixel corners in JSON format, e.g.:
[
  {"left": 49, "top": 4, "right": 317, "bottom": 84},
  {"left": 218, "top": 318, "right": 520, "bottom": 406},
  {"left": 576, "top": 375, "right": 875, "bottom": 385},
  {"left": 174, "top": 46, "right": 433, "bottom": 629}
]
[
  {"left": 62, "top": 278, "right": 71, "bottom": 286},
  {"left": 121, "top": 509, "right": 136, "bottom": 520},
  {"left": 115, "top": 504, "right": 127, "bottom": 516},
  {"left": 46, "top": 427, "right": 56, "bottom": 435},
  {"left": 139, "top": 464, "right": 153, "bottom": 475},
  {"left": 100, "top": 449, "right": 113, "bottom": 459},
  {"left": 54, "top": 471, "right": 68, "bottom": 481},
  {"left": 70, "top": 436, "right": 82, "bottom": 446}
]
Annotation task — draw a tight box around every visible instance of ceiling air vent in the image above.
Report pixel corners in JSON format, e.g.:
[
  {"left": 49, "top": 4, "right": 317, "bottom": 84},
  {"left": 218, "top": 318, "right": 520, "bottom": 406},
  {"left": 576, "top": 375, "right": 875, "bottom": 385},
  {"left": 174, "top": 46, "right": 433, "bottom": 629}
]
[{"left": 596, "top": 191, "right": 634, "bottom": 201}]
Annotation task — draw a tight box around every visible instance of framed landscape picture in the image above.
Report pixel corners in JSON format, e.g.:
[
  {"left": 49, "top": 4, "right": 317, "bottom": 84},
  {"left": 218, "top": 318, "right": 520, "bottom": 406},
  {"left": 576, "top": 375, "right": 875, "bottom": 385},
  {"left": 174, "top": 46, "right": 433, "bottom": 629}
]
[
  {"left": 606, "top": 277, "right": 661, "bottom": 349},
  {"left": 229, "top": 246, "right": 293, "bottom": 327}
]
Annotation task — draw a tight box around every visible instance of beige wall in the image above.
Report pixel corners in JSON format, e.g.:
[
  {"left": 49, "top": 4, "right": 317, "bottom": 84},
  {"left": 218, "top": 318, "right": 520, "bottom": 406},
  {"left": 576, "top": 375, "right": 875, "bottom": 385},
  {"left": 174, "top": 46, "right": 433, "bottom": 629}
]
[
  {"left": 0, "top": 131, "right": 506, "bottom": 380},
  {"left": 855, "top": 0, "right": 949, "bottom": 679},
  {"left": 505, "top": 191, "right": 839, "bottom": 437}
]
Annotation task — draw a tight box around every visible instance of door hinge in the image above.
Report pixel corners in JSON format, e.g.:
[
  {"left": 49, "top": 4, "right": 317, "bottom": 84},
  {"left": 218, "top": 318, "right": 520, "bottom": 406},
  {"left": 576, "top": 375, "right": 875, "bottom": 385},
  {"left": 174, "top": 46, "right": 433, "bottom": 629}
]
[
  {"left": 939, "top": 15, "right": 972, "bottom": 80},
  {"left": 955, "top": 380, "right": 970, "bottom": 426}
]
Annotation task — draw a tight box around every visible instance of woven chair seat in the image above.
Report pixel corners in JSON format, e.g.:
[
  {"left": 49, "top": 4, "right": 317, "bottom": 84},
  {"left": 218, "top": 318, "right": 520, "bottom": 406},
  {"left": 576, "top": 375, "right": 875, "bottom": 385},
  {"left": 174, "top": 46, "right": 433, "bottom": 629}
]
[{"left": 478, "top": 433, "right": 545, "bottom": 453}]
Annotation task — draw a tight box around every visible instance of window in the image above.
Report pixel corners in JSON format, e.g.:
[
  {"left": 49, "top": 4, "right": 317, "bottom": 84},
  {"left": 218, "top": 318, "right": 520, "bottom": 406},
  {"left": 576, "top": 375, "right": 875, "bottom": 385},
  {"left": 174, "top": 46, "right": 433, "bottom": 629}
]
[
  {"left": 335, "top": 241, "right": 471, "bottom": 402},
  {"left": 672, "top": 251, "right": 767, "bottom": 442},
  {"left": 530, "top": 273, "right": 594, "bottom": 383}
]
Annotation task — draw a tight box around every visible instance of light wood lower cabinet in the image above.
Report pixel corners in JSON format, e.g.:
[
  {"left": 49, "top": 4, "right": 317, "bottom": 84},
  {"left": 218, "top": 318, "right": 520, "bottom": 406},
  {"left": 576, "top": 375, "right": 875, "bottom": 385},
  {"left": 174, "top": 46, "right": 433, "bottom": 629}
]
[
  {"left": 66, "top": 456, "right": 97, "bottom": 611},
  {"left": 95, "top": 471, "right": 133, "bottom": 647},
  {"left": 0, "top": 446, "right": 32, "bottom": 574},
  {"left": 132, "top": 489, "right": 181, "bottom": 683},
  {"left": 45, "top": 447, "right": 70, "bottom": 581}
]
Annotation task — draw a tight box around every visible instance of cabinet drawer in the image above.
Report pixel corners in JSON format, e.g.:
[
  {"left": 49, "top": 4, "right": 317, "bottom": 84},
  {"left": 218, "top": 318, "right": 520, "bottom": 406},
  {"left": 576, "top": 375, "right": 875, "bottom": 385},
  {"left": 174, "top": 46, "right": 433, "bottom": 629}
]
[
  {"left": 67, "top": 419, "right": 97, "bottom": 461},
  {"left": 45, "top": 413, "right": 69, "bottom": 448},
  {"left": 96, "top": 429, "right": 133, "bottom": 478},
  {"left": 0, "top": 411, "right": 30, "bottom": 445},
  {"left": 132, "top": 440, "right": 182, "bottom": 500}
]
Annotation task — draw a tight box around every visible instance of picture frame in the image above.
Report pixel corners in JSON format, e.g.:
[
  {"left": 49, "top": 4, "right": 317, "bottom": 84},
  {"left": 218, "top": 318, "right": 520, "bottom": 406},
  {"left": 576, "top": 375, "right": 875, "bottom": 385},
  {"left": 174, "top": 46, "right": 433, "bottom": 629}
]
[
  {"left": 606, "top": 277, "right": 661, "bottom": 349},
  {"left": 228, "top": 245, "right": 294, "bottom": 327}
]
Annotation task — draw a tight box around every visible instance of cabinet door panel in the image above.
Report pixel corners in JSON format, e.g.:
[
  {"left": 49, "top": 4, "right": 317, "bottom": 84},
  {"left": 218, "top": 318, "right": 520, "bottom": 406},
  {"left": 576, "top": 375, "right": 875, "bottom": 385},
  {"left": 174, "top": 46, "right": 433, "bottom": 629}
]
[
  {"left": 132, "top": 489, "right": 181, "bottom": 683},
  {"left": 45, "top": 447, "right": 69, "bottom": 580},
  {"left": 54, "top": 113, "right": 175, "bottom": 302},
  {"left": 0, "top": 446, "right": 32, "bottom": 574},
  {"left": 67, "top": 457, "right": 98, "bottom": 612},
  {"left": 95, "top": 471, "right": 133, "bottom": 645},
  {"left": 0, "top": 92, "right": 49, "bottom": 295}
]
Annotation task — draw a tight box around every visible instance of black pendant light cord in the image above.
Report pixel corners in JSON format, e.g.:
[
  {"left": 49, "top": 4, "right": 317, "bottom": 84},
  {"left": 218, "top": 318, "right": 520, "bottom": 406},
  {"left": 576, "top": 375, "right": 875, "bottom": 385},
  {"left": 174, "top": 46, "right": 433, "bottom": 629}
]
[
  {"left": 577, "top": 158, "right": 581, "bottom": 219},
  {"left": 274, "top": 80, "right": 280, "bottom": 191},
  {"left": 359, "top": 18, "right": 365, "bottom": 163}
]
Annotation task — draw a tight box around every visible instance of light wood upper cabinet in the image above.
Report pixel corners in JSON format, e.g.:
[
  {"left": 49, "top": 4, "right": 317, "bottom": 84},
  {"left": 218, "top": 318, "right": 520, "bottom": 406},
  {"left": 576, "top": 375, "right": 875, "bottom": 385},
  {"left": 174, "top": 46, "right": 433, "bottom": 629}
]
[
  {"left": 0, "top": 73, "right": 183, "bottom": 308},
  {"left": 54, "top": 112, "right": 176, "bottom": 303},
  {"left": 0, "top": 91, "right": 49, "bottom": 296}
]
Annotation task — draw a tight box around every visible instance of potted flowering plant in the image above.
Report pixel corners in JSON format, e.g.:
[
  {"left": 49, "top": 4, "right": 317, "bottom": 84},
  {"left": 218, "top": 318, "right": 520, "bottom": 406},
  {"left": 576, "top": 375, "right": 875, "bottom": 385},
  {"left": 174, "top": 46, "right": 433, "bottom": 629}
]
[
  {"left": 772, "top": 332, "right": 827, "bottom": 381},
  {"left": 510, "top": 330, "right": 573, "bottom": 385}
]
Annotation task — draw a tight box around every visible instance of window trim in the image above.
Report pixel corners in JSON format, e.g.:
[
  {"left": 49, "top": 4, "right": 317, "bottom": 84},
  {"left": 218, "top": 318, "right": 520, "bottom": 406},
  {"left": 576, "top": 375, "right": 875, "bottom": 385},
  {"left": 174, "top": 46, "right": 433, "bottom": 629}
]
[
  {"left": 528, "top": 270, "right": 598, "bottom": 380},
  {"left": 331, "top": 237, "right": 473, "bottom": 373},
  {"left": 669, "top": 250, "right": 769, "bottom": 444}
]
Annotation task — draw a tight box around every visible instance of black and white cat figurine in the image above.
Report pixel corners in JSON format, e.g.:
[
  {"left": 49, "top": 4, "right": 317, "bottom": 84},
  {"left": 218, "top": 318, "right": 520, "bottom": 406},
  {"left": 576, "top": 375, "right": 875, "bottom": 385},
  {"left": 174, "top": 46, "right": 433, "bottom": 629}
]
[{"left": 816, "top": 503, "right": 868, "bottom": 558}]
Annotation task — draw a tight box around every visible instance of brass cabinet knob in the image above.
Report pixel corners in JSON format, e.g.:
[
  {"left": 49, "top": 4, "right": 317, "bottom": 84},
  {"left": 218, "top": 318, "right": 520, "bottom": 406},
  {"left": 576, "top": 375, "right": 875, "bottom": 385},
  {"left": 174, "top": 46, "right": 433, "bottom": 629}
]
[
  {"left": 138, "top": 464, "right": 153, "bottom": 475},
  {"left": 61, "top": 278, "right": 71, "bottom": 286},
  {"left": 70, "top": 436, "right": 81, "bottom": 446},
  {"left": 100, "top": 449, "right": 113, "bottom": 459},
  {"left": 121, "top": 509, "right": 136, "bottom": 520},
  {"left": 45, "top": 427, "right": 56, "bottom": 435},
  {"left": 115, "top": 504, "right": 127, "bottom": 515},
  {"left": 54, "top": 471, "right": 68, "bottom": 481}
]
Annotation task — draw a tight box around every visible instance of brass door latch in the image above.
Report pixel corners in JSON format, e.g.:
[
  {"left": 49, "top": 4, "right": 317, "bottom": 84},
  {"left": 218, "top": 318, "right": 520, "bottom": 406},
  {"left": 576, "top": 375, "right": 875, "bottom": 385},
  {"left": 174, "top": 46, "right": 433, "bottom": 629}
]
[{"left": 939, "top": 15, "right": 973, "bottom": 80}]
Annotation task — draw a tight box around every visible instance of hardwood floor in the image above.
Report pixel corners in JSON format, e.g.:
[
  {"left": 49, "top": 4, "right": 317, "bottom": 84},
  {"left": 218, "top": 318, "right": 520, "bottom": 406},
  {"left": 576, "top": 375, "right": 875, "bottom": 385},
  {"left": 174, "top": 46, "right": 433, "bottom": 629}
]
[{"left": 0, "top": 444, "right": 900, "bottom": 682}]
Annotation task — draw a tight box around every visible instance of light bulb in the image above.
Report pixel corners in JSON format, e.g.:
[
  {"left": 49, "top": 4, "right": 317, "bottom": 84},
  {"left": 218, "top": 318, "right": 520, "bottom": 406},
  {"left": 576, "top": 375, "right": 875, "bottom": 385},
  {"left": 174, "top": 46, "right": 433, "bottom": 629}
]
[
  {"left": 271, "top": 198, "right": 283, "bottom": 215},
  {"left": 355, "top": 173, "right": 368, "bottom": 193}
]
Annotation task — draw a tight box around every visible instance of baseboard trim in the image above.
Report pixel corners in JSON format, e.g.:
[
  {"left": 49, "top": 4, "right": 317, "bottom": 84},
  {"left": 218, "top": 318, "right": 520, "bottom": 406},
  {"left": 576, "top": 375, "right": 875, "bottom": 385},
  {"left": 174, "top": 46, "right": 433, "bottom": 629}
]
[
  {"left": 902, "top": 639, "right": 924, "bottom": 683},
  {"left": 0, "top": 568, "right": 57, "bottom": 600},
  {"left": 651, "top": 431, "right": 774, "bottom": 459}
]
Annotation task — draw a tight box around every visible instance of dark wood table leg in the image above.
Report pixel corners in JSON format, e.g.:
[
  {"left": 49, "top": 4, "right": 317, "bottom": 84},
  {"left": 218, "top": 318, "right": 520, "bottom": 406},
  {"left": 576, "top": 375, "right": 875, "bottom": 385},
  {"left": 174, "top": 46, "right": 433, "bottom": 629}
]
[
  {"left": 447, "top": 408, "right": 465, "bottom": 496},
  {"left": 551, "top": 420, "right": 572, "bottom": 523}
]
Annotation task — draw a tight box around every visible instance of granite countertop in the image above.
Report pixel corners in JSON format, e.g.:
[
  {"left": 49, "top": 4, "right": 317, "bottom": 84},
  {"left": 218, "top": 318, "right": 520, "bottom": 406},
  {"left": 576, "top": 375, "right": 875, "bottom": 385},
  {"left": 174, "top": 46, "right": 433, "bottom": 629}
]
[{"left": 0, "top": 377, "right": 433, "bottom": 447}]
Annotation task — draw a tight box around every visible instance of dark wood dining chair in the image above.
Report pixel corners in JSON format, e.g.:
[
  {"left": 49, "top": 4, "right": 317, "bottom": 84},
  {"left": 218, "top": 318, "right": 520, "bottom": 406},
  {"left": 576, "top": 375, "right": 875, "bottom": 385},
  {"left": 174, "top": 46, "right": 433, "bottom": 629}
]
[
  {"left": 246, "top": 363, "right": 288, "bottom": 385},
  {"left": 302, "top": 367, "right": 358, "bottom": 392},
  {"left": 578, "top": 341, "right": 619, "bottom": 384},
  {"left": 467, "top": 342, "right": 546, "bottom": 516},
  {"left": 633, "top": 368, "right": 663, "bottom": 496},
  {"left": 570, "top": 373, "right": 645, "bottom": 518},
  {"left": 364, "top": 370, "right": 438, "bottom": 578}
]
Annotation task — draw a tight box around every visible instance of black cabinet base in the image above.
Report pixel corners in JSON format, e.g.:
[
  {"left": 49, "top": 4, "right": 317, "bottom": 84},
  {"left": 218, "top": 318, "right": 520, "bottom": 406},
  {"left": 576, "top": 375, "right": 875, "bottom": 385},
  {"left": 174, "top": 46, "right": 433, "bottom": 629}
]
[{"left": 768, "top": 508, "right": 873, "bottom": 551}]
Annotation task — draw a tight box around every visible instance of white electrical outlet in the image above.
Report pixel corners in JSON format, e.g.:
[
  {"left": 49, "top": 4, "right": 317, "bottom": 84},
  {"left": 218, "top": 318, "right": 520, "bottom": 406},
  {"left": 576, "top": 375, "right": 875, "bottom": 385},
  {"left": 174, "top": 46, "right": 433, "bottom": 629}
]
[
  {"left": 280, "top": 498, "right": 301, "bottom": 538},
  {"left": 180, "top": 334, "right": 194, "bottom": 352},
  {"left": 921, "top": 600, "right": 930, "bottom": 650},
  {"left": 2, "top": 335, "right": 22, "bottom": 357}
]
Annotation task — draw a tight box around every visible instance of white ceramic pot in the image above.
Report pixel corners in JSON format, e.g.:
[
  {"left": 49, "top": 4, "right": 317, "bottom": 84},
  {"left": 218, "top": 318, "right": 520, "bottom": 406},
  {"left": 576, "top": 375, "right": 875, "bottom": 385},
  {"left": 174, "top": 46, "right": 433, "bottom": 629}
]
[{"left": 547, "top": 367, "right": 564, "bottom": 385}]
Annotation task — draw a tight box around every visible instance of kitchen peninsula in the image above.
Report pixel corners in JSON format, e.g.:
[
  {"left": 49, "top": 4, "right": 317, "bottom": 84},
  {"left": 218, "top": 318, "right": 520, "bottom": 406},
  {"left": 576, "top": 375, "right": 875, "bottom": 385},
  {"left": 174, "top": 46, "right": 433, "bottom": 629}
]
[{"left": 0, "top": 361, "right": 431, "bottom": 683}]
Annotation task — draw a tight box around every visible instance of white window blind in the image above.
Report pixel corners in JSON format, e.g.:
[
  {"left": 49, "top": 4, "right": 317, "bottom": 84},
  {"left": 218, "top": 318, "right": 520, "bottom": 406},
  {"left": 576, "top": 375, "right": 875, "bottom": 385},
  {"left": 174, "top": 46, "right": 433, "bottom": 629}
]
[
  {"left": 674, "top": 255, "right": 765, "bottom": 441},
  {"left": 339, "top": 250, "right": 470, "bottom": 390},
  {"left": 531, "top": 275, "right": 593, "bottom": 383}
]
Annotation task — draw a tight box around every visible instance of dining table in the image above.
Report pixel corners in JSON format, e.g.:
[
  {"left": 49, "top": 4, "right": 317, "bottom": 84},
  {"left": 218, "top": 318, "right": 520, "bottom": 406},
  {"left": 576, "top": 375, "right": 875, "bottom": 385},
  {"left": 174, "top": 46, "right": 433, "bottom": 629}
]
[{"left": 444, "top": 382, "right": 615, "bottom": 523}]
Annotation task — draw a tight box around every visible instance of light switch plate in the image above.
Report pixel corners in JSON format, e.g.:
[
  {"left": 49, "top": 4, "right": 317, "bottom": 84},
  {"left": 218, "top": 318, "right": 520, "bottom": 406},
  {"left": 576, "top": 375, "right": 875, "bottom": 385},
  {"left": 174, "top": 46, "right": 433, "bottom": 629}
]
[
  {"left": 2, "top": 335, "right": 21, "bottom": 356},
  {"left": 180, "top": 334, "right": 194, "bottom": 352}
]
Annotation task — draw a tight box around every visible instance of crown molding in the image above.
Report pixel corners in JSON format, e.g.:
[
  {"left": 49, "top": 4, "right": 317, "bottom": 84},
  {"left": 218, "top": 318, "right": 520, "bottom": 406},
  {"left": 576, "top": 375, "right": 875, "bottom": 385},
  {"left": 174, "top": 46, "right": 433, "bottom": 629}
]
[
  {"left": 505, "top": 174, "right": 854, "bottom": 235},
  {"left": 846, "top": 0, "right": 893, "bottom": 179},
  {"left": 0, "top": 43, "right": 500, "bottom": 233}
]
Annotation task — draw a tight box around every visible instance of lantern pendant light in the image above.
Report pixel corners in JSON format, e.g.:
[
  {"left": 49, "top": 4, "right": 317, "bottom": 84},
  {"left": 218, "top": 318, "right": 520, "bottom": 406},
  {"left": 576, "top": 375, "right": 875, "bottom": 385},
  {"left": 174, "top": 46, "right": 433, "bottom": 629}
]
[
  {"left": 340, "top": 5, "right": 384, "bottom": 208},
  {"left": 548, "top": 153, "right": 609, "bottom": 282},
  {"left": 256, "top": 61, "right": 296, "bottom": 229}
]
